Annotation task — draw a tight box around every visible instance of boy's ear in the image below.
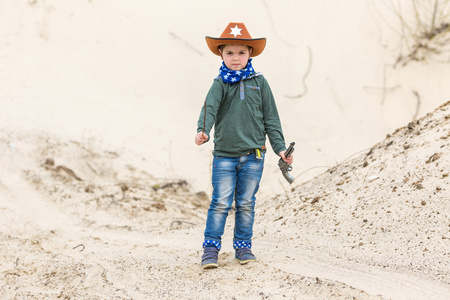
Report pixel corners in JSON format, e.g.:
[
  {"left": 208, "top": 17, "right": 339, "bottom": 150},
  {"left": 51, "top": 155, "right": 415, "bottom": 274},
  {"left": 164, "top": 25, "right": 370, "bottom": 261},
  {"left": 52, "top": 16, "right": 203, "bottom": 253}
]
[
  {"left": 249, "top": 47, "right": 253, "bottom": 56},
  {"left": 218, "top": 48, "right": 223, "bottom": 59}
]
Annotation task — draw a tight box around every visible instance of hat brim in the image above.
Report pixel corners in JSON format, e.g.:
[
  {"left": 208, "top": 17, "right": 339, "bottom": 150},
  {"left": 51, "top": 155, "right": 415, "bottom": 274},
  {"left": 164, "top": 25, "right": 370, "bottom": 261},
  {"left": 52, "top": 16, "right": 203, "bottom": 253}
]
[{"left": 205, "top": 37, "right": 266, "bottom": 57}]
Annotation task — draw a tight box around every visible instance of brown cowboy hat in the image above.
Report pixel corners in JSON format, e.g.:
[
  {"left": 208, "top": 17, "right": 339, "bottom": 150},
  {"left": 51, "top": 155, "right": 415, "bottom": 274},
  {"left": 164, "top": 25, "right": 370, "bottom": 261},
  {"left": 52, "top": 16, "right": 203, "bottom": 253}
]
[{"left": 205, "top": 22, "right": 266, "bottom": 57}]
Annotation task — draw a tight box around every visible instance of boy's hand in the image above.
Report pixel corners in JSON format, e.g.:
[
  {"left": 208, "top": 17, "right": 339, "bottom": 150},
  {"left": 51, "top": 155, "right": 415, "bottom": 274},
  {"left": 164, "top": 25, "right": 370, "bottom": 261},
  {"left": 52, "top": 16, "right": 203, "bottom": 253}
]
[
  {"left": 195, "top": 132, "right": 209, "bottom": 145},
  {"left": 279, "top": 150, "right": 294, "bottom": 165}
]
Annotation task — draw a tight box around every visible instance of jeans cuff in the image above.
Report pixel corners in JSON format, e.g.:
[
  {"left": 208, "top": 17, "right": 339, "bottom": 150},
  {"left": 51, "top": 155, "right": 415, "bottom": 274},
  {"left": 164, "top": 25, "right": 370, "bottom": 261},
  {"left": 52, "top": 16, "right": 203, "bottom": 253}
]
[
  {"left": 203, "top": 240, "right": 221, "bottom": 251},
  {"left": 233, "top": 240, "right": 252, "bottom": 249}
]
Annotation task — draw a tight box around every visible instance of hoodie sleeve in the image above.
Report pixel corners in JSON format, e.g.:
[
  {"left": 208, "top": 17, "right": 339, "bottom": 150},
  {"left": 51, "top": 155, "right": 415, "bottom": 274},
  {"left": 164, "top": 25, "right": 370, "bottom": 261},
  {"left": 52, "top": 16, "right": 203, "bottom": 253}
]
[
  {"left": 260, "top": 77, "right": 286, "bottom": 155},
  {"left": 197, "top": 79, "right": 224, "bottom": 142}
]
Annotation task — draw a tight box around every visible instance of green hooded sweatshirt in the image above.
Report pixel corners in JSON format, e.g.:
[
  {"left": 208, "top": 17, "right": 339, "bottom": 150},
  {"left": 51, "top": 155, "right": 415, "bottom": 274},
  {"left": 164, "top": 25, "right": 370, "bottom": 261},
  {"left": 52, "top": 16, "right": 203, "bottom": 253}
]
[{"left": 197, "top": 74, "right": 286, "bottom": 157}]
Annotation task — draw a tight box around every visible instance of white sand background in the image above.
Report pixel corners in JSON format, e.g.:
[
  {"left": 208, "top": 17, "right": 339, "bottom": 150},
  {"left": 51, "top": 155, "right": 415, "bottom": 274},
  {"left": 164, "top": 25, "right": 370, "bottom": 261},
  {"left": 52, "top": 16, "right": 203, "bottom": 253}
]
[{"left": 1, "top": 0, "right": 450, "bottom": 299}]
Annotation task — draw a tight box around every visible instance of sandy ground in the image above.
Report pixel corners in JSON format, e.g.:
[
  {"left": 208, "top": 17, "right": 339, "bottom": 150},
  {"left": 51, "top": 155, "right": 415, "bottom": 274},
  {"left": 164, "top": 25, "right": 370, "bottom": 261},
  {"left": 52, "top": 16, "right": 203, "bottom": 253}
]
[
  {"left": 1, "top": 103, "right": 449, "bottom": 299},
  {"left": 1, "top": 0, "right": 450, "bottom": 299}
]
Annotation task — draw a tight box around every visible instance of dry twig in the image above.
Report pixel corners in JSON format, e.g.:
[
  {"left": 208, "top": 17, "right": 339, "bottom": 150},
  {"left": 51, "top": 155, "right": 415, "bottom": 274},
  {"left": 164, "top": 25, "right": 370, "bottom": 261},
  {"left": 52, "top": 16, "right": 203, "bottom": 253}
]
[{"left": 286, "top": 46, "right": 313, "bottom": 99}]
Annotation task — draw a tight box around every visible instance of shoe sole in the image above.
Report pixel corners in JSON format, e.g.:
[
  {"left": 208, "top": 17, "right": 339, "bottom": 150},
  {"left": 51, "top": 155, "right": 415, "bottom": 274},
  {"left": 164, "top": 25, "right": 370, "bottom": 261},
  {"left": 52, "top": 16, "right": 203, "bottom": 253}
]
[
  {"left": 236, "top": 258, "right": 256, "bottom": 265},
  {"left": 202, "top": 262, "right": 218, "bottom": 269}
]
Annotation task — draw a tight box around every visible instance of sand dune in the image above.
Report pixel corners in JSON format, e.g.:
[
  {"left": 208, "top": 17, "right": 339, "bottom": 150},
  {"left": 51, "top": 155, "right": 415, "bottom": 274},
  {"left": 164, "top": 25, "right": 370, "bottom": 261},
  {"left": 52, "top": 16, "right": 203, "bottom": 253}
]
[
  {"left": 1, "top": 102, "right": 449, "bottom": 299},
  {"left": 1, "top": 0, "right": 450, "bottom": 299}
]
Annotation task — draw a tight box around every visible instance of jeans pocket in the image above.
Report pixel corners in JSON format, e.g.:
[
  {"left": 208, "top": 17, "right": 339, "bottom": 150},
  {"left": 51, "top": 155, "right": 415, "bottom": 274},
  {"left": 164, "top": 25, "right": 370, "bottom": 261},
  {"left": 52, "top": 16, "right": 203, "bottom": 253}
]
[{"left": 213, "top": 156, "right": 228, "bottom": 169}]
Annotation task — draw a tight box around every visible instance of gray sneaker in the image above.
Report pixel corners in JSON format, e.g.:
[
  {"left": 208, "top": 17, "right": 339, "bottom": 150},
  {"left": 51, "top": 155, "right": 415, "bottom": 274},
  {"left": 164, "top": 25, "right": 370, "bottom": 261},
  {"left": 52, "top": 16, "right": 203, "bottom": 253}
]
[
  {"left": 201, "top": 247, "right": 219, "bottom": 269},
  {"left": 235, "top": 248, "right": 256, "bottom": 265}
]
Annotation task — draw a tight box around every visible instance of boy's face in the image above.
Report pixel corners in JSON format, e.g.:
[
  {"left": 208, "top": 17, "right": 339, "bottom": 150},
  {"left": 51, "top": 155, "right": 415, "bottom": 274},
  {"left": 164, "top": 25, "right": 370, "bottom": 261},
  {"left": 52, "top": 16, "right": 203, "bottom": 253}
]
[{"left": 219, "top": 45, "right": 252, "bottom": 71}]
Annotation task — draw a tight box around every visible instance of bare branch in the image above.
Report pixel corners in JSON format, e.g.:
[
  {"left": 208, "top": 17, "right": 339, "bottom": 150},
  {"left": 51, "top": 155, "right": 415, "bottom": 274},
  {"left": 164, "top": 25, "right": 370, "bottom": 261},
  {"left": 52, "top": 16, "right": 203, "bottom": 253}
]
[{"left": 285, "top": 46, "right": 313, "bottom": 99}]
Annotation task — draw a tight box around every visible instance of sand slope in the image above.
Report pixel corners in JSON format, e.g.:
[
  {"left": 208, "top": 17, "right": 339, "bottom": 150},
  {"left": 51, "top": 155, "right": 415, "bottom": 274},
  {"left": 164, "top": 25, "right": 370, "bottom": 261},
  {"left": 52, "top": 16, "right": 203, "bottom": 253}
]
[{"left": 1, "top": 102, "right": 449, "bottom": 299}]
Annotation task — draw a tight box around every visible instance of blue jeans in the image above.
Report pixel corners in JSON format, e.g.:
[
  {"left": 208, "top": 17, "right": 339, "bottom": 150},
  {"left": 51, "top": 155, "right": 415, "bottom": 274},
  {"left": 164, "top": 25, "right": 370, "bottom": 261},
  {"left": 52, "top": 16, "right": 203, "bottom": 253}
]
[{"left": 203, "top": 153, "right": 264, "bottom": 250}]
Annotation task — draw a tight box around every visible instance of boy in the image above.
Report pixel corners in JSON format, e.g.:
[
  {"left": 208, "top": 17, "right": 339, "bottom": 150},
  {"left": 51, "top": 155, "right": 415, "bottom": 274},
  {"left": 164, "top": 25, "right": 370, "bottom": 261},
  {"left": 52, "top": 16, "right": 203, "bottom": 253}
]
[{"left": 195, "top": 22, "right": 293, "bottom": 269}]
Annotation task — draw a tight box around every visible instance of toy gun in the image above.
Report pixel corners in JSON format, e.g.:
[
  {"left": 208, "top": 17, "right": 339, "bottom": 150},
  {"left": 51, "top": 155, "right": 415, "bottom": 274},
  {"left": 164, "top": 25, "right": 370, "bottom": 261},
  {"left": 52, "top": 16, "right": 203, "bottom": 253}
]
[{"left": 278, "top": 142, "right": 295, "bottom": 184}]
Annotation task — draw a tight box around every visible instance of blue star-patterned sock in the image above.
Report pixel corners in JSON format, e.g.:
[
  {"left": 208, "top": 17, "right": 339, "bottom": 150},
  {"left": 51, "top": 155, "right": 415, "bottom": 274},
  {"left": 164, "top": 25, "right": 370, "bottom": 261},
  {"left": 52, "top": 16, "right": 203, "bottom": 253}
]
[
  {"left": 202, "top": 240, "right": 221, "bottom": 251},
  {"left": 233, "top": 240, "right": 252, "bottom": 249}
]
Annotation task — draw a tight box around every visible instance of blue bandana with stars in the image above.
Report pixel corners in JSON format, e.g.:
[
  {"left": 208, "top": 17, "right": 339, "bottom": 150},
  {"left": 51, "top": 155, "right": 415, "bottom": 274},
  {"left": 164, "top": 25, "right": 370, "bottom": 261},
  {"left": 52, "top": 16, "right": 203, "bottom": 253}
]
[{"left": 219, "top": 58, "right": 255, "bottom": 84}]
